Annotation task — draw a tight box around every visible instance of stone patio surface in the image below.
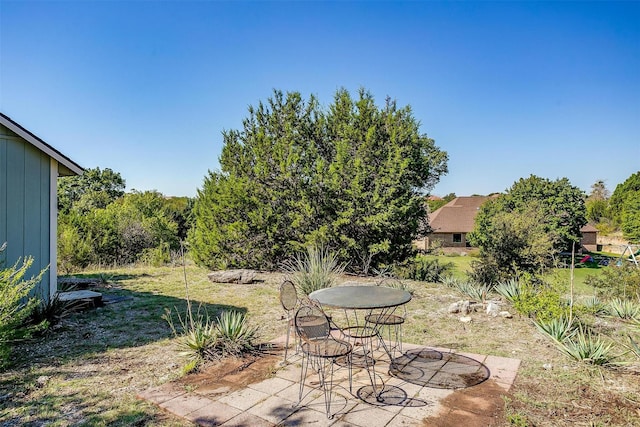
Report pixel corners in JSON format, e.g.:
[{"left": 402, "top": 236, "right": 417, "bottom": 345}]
[{"left": 138, "top": 337, "right": 520, "bottom": 426}]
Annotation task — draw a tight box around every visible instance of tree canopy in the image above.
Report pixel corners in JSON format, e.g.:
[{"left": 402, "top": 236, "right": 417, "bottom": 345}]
[
  {"left": 58, "top": 167, "right": 125, "bottom": 214},
  {"left": 189, "top": 89, "right": 448, "bottom": 272},
  {"left": 468, "top": 175, "right": 587, "bottom": 283},
  {"left": 609, "top": 171, "right": 640, "bottom": 242}
]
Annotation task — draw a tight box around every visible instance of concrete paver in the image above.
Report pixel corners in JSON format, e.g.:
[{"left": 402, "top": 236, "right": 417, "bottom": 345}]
[{"left": 138, "top": 337, "right": 521, "bottom": 426}]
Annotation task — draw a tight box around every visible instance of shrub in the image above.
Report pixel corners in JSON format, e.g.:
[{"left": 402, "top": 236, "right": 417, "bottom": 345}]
[
  {"left": 513, "top": 287, "right": 568, "bottom": 323},
  {"left": 282, "top": 246, "right": 345, "bottom": 295},
  {"left": 395, "top": 255, "right": 453, "bottom": 282},
  {"left": 0, "top": 248, "right": 47, "bottom": 368},
  {"left": 585, "top": 264, "right": 640, "bottom": 300}
]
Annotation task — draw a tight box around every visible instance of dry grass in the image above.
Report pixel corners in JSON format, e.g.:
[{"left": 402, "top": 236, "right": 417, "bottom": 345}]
[{"left": 1, "top": 264, "right": 638, "bottom": 426}]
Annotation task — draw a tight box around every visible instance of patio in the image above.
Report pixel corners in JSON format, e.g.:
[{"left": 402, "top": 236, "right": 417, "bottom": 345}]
[{"left": 138, "top": 336, "right": 521, "bottom": 426}]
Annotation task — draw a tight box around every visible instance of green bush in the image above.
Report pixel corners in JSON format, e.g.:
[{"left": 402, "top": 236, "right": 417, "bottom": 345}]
[
  {"left": 395, "top": 255, "right": 453, "bottom": 282},
  {"left": 513, "top": 285, "right": 569, "bottom": 321},
  {"left": 0, "top": 249, "right": 46, "bottom": 368},
  {"left": 585, "top": 264, "right": 640, "bottom": 300}
]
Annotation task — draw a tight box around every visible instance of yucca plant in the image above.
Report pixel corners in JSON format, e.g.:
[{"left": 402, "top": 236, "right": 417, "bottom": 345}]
[
  {"left": 282, "top": 246, "right": 345, "bottom": 295},
  {"left": 453, "top": 280, "right": 491, "bottom": 302},
  {"left": 441, "top": 276, "right": 460, "bottom": 289},
  {"left": 608, "top": 298, "right": 640, "bottom": 320},
  {"left": 164, "top": 306, "right": 218, "bottom": 364},
  {"left": 580, "top": 296, "right": 608, "bottom": 316},
  {"left": 534, "top": 316, "right": 576, "bottom": 344},
  {"left": 494, "top": 278, "right": 521, "bottom": 303},
  {"left": 215, "top": 310, "right": 259, "bottom": 357},
  {"left": 558, "top": 326, "right": 618, "bottom": 366}
]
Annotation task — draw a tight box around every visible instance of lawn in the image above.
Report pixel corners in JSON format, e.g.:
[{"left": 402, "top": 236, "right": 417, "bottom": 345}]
[
  {"left": 424, "top": 254, "right": 605, "bottom": 297},
  {"left": 1, "top": 264, "right": 638, "bottom": 426}
]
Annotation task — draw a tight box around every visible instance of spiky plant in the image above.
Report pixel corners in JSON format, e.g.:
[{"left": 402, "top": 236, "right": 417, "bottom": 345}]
[
  {"left": 608, "top": 298, "right": 640, "bottom": 320},
  {"left": 282, "top": 246, "right": 345, "bottom": 295},
  {"left": 559, "top": 326, "right": 618, "bottom": 366},
  {"left": 215, "top": 310, "right": 259, "bottom": 357},
  {"left": 494, "top": 278, "right": 522, "bottom": 303},
  {"left": 534, "top": 316, "right": 576, "bottom": 344}
]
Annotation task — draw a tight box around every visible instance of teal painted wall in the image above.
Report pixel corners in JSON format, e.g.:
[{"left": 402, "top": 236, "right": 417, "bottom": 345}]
[{"left": 0, "top": 124, "right": 51, "bottom": 300}]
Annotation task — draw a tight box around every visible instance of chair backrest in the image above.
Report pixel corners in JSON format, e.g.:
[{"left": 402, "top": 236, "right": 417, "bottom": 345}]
[
  {"left": 295, "top": 305, "right": 331, "bottom": 342},
  {"left": 280, "top": 280, "right": 298, "bottom": 312}
]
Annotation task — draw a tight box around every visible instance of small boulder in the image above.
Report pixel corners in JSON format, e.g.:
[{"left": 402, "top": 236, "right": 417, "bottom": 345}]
[
  {"left": 207, "top": 269, "right": 257, "bottom": 284},
  {"left": 459, "top": 316, "right": 472, "bottom": 323},
  {"left": 499, "top": 311, "right": 513, "bottom": 319},
  {"left": 486, "top": 302, "right": 500, "bottom": 317}
]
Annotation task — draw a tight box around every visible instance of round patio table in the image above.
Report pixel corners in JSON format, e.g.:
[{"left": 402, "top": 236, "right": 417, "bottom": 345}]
[
  {"left": 309, "top": 285, "right": 411, "bottom": 402},
  {"left": 309, "top": 285, "right": 411, "bottom": 310}
]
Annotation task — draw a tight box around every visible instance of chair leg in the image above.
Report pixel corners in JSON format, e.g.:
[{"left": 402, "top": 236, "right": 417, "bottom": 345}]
[{"left": 284, "top": 321, "right": 291, "bottom": 362}]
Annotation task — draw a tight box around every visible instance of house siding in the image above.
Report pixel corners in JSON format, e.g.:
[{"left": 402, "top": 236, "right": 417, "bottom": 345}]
[{"left": 0, "top": 124, "right": 51, "bottom": 300}]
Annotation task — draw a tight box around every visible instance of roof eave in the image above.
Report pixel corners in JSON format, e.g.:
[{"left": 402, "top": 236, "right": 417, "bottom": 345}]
[{"left": 0, "top": 113, "right": 84, "bottom": 176}]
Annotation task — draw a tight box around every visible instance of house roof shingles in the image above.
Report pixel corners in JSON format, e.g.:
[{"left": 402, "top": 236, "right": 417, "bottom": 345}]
[
  {"left": 429, "top": 195, "right": 598, "bottom": 235},
  {"left": 429, "top": 196, "right": 490, "bottom": 233}
]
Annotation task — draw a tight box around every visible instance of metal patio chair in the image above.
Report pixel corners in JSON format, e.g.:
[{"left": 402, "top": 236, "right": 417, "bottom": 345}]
[
  {"left": 294, "top": 304, "right": 352, "bottom": 419},
  {"left": 279, "top": 280, "right": 299, "bottom": 362},
  {"left": 365, "top": 278, "right": 407, "bottom": 357}
]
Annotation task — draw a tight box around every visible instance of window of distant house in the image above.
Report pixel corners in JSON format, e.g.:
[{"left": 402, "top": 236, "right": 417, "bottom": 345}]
[{"left": 453, "top": 233, "right": 462, "bottom": 243}]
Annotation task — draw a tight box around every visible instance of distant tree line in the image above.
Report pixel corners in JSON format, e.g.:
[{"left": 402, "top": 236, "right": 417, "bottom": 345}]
[
  {"left": 585, "top": 172, "right": 640, "bottom": 243},
  {"left": 57, "top": 167, "right": 193, "bottom": 273}
]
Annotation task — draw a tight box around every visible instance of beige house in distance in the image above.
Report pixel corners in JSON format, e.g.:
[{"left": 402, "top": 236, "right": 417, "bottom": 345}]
[
  {"left": 415, "top": 195, "right": 598, "bottom": 253},
  {"left": 415, "top": 196, "right": 490, "bottom": 251}
]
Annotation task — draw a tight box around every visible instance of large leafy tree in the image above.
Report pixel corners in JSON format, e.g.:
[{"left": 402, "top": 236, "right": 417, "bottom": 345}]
[
  {"left": 189, "top": 89, "right": 448, "bottom": 272},
  {"left": 58, "top": 167, "right": 125, "bottom": 214},
  {"left": 609, "top": 171, "right": 640, "bottom": 242},
  {"left": 468, "top": 175, "right": 587, "bottom": 283},
  {"left": 585, "top": 179, "right": 610, "bottom": 224}
]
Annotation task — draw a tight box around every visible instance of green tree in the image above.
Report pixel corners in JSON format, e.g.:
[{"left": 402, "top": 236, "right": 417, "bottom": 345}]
[
  {"left": 468, "top": 175, "right": 586, "bottom": 284},
  {"left": 621, "top": 192, "right": 640, "bottom": 243},
  {"left": 58, "top": 167, "right": 125, "bottom": 214},
  {"left": 585, "top": 179, "right": 610, "bottom": 224},
  {"left": 427, "top": 193, "right": 456, "bottom": 213},
  {"left": 608, "top": 171, "right": 640, "bottom": 242},
  {"left": 189, "top": 89, "right": 448, "bottom": 272}
]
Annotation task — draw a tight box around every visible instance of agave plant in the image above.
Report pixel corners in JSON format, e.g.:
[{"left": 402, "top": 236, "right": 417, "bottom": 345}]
[
  {"left": 441, "top": 276, "right": 460, "bottom": 289},
  {"left": 580, "top": 296, "right": 608, "bottom": 315},
  {"left": 450, "top": 280, "right": 490, "bottom": 302},
  {"left": 558, "top": 326, "right": 618, "bottom": 367},
  {"left": 494, "top": 278, "right": 522, "bottom": 303},
  {"left": 215, "top": 310, "right": 259, "bottom": 357},
  {"left": 282, "top": 246, "right": 345, "bottom": 295},
  {"left": 608, "top": 298, "right": 640, "bottom": 320},
  {"left": 534, "top": 316, "right": 576, "bottom": 344}
]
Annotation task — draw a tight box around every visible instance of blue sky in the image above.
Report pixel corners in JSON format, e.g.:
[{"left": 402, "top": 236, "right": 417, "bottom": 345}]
[{"left": 1, "top": 1, "right": 638, "bottom": 198}]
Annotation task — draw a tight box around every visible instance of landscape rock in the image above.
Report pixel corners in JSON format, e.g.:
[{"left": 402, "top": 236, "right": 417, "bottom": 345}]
[
  {"left": 459, "top": 316, "right": 472, "bottom": 323},
  {"left": 499, "top": 311, "right": 513, "bottom": 319},
  {"left": 448, "top": 300, "right": 472, "bottom": 314},
  {"left": 207, "top": 269, "right": 257, "bottom": 284},
  {"left": 486, "top": 301, "right": 500, "bottom": 316},
  {"left": 36, "top": 376, "right": 50, "bottom": 387}
]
